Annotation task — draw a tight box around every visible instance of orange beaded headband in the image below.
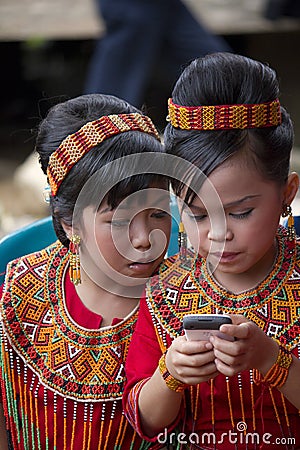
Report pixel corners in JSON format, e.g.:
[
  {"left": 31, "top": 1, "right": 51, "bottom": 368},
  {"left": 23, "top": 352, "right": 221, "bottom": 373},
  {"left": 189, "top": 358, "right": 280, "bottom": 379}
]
[
  {"left": 167, "top": 97, "right": 282, "bottom": 131},
  {"left": 47, "top": 113, "right": 160, "bottom": 196}
]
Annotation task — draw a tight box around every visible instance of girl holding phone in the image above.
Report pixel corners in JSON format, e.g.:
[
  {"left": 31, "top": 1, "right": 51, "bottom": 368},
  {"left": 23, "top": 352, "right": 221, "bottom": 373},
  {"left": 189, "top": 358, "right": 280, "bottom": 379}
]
[{"left": 123, "top": 53, "right": 300, "bottom": 449}]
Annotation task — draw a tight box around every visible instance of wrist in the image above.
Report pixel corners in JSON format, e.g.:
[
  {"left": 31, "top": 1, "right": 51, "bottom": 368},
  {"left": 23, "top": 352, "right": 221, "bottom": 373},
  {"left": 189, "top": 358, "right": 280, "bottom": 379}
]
[
  {"left": 254, "top": 343, "right": 292, "bottom": 388},
  {"left": 258, "top": 338, "right": 279, "bottom": 376},
  {"left": 158, "top": 352, "right": 187, "bottom": 394}
]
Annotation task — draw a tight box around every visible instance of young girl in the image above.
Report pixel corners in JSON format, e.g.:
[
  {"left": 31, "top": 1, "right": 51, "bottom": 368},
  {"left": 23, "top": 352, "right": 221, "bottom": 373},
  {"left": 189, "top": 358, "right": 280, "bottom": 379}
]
[
  {"left": 0, "top": 93, "right": 171, "bottom": 449},
  {"left": 123, "top": 53, "right": 300, "bottom": 449}
]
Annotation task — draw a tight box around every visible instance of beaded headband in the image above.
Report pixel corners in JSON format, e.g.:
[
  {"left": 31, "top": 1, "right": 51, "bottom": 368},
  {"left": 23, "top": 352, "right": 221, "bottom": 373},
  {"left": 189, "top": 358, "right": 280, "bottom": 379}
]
[
  {"left": 167, "top": 98, "right": 282, "bottom": 131},
  {"left": 47, "top": 113, "right": 160, "bottom": 196}
]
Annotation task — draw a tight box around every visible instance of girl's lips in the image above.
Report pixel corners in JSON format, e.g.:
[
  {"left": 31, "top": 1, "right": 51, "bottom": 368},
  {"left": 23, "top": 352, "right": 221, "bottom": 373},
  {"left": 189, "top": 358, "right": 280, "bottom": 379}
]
[
  {"left": 212, "top": 252, "right": 240, "bottom": 262},
  {"left": 128, "top": 261, "right": 155, "bottom": 272}
]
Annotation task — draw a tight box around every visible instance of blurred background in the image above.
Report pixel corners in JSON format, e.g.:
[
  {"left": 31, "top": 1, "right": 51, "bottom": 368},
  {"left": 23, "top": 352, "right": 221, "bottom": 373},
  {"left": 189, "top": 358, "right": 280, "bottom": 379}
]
[{"left": 0, "top": 0, "right": 300, "bottom": 237}]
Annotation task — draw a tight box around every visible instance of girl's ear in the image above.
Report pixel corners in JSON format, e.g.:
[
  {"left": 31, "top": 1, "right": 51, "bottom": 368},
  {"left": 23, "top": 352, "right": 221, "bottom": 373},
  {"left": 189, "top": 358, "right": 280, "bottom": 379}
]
[
  {"left": 61, "top": 221, "right": 73, "bottom": 240},
  {"left": 284, "top": 172, "right": 299, "bottom": 205}
]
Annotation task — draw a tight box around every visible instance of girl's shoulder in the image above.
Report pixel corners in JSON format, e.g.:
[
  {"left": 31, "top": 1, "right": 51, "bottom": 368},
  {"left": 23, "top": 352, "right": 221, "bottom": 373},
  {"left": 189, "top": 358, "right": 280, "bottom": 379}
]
[
  {"left": 2, "top": 241, "right": 63, "bottom": 294},
  {"left": 5, "top": 240, "right": 61, "bottom": 271}
]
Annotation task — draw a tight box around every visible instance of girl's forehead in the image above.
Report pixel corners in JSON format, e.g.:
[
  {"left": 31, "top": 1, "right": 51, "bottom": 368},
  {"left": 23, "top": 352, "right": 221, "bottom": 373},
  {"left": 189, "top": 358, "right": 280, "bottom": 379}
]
[
  {"left": 184, "top": 158, "right": 279, "bottom": 209},
  {"left": 100, "top": 185, "right": 170, "bottom": 211}
]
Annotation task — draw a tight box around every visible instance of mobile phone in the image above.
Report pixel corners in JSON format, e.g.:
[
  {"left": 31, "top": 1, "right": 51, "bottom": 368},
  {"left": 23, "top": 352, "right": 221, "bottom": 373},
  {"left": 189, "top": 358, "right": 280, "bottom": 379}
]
[{"left": 183, "top": 314, "right": 234, "bottom": 341}]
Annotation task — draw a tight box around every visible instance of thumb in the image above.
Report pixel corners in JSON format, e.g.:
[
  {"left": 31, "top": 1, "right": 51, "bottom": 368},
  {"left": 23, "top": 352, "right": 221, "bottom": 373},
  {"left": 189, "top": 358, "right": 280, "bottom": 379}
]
[
  {"left": 220, "top": 318, "right": 251, "bottom": 339},
  {"left": 229, "top": 314, "right": 249, "bottom": 325}
]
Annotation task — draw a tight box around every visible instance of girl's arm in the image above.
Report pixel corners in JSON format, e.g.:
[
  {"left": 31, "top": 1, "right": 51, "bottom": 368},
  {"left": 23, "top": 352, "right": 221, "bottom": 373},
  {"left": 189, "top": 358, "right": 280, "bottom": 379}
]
[
  {"left": 211, "top": 314, "right": 300, "bottom": 409},
  {"left": 138, "top": 336, "right": 218, "bottom": 437},
  {"left": 138, "top": 364, "right": 183, "bottom": 437},
  {"left": 123, "top": 297, "right": 219, "bottom": 439}
]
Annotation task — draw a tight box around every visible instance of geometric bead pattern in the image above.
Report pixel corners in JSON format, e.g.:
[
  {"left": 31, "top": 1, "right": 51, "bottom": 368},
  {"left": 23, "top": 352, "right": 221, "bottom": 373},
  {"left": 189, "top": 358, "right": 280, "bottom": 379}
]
[
  {"left": 47, "top": 113, "right": 160, "bottom": 196},
  {"left": 1, "top": 242, "right": 138, "bottom": 400},
  {"left": 147, "top": 226, "right": 300, "bottom": 351},
  {"left": 167, "top": 97, "right": 282, "bottom": 131}
]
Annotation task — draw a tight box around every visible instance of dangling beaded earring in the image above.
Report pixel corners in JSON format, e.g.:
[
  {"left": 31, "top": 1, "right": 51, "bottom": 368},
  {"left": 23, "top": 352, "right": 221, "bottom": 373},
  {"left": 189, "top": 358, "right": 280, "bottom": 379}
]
[
  {"left": 282, "top": 204, "right": 296, "bottom": 242},
  {"left": 178, "top": 221, "right": 187, "bottom": 260},
  {"left": 69, "top": 235, "right": 81, "bottom": 285}
]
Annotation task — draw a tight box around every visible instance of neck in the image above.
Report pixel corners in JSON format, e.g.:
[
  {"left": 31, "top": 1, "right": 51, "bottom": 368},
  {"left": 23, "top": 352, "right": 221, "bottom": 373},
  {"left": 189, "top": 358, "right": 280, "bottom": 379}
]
[
  {"left": 209, "top": 240, "right": 278, "bottom": 295},
  {"left": 75, "top": 270, "right": 142, "bottom": 327}
]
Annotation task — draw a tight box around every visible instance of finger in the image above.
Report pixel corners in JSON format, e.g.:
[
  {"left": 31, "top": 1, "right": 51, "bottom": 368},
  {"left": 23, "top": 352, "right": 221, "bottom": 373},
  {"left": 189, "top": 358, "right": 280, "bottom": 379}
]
[
  {"left": 210, "top": 335, "right": 246, "bottom": 356},
  {"left": 229, "top": 314, "right": 249, "bottom": 325},
  {"left": 173, "top": 349, "right": 216, "bottom": 374},
  {"left": 180, "top": 339, "right": 213, "bottom": 355},
  {"left": 213, "top": 347, "right": 245, "bottom": 366},
  {"left": 219, "top": 322, "right": 251, "bottom": 340},
  {"left": 180, "top": 363, "right": 219, "bottom": 384},
  {"left": 186, "top": 349, "right": 216, "bottom": 367},
  {"left": 214, "top": 358, "right": 243, "bottom": 377}
]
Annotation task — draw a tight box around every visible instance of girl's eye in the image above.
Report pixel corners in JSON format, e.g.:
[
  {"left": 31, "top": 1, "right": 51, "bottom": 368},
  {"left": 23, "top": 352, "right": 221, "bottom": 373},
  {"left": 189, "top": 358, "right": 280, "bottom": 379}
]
[
  {"left": 152, "top": 210, "right": 169, "bottom": 219},
  {"left": 110, "top": 219, "right": 130, "bottom": 227},
  {"left": 186, "top": 213, "right": 207, "bottom": 222},
  {"left": 230, "top": 209, "right": 253, "bottom": 219}
]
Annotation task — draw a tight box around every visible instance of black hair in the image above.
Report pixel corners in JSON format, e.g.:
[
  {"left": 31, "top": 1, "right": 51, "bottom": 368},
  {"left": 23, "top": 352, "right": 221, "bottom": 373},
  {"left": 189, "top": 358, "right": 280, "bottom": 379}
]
[
  {"left": 164, "top": 52, "right": 294, "bottom": 202},
  {"left": 35, "top": 94, "right": 165, "bottom": 246}
]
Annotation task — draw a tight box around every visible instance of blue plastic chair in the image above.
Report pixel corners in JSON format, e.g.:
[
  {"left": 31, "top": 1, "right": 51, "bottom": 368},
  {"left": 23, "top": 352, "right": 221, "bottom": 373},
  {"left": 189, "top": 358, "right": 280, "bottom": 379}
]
[
  {"left": 0, "top": 216, "right": 57, "bottom": 285},
  {"left": 168, "top": 196, "right": 180, "bottom": 257}
]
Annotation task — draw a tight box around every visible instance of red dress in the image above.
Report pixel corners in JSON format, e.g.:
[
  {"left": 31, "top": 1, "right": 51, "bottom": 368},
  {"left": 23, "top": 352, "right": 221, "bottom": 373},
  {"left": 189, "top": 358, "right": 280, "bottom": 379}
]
[
  {"left": 124, "top": 226, "right": 300, "bottom": 449},
  {"left": 0, "top": 241, "right": 156, "bottom": 450}
]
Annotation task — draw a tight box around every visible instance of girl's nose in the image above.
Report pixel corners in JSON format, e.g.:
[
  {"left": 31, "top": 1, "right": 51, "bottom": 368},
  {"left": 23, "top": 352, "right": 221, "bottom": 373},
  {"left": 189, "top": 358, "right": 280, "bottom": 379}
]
[
  {"left": 208, "top": 226, "right": 233, "bottom": 242},
  {"left": 130, "top": 220, "right": 151, "bottom": 250}
]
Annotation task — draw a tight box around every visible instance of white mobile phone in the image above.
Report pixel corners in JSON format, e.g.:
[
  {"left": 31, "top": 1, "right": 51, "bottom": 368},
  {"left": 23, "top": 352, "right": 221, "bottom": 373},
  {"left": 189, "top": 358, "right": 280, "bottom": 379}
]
[{"left": 183, "top": 314, "right": 234, "bottom": 341}]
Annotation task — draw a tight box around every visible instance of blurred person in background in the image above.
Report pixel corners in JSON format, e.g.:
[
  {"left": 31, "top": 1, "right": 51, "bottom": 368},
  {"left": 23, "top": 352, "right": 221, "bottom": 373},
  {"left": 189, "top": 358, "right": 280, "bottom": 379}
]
[{"left": 84, "top": 0, "right": 232, "bottom": 128}]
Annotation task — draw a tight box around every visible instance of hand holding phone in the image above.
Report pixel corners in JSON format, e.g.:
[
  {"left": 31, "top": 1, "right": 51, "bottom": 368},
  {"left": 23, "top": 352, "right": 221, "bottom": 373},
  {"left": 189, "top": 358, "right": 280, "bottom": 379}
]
[{"left": 183, "top": 314, "right": 234, "bottom": 341}]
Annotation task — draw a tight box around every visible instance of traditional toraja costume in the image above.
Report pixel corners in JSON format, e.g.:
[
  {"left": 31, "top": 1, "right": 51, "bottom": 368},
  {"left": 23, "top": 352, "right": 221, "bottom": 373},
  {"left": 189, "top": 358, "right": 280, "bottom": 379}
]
[
  {"left": 0, "top": 242, "right": 153, "bottom": 449},
  {"left": 124, "top": 226, "right": 300, "bottom": 449},
  {"left": 0, "top": 111, "right": 162, "bottom": 449},
  {"left": 123, "top": 98, "right": 300, "bottom": 449}
]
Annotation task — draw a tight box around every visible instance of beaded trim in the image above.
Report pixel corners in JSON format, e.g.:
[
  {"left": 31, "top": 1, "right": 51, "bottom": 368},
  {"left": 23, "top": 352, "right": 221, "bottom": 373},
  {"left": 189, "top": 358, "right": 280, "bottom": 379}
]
[
  {"left": 1, "top": 242, "right": 138, "bottom": 401},
  {"left": 253, "top": 344, "right": 293, "bottom": 388},
  {"left": 167, "top": 97, "right": 282, "bottom": 130},
  {"left": 146, "top": 226, "right": 300, "bottom": 349},
  {"left": 47, "top": 113, "right": 160, "bottom": 196},
  {"left": 158, "top": 352, "right": 187, "bottom": 393}
]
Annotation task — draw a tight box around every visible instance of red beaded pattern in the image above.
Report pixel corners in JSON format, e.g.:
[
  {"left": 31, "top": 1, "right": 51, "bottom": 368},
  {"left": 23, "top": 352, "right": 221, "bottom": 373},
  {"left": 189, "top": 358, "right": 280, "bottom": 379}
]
[
  {"left": 167, "top": 98, "right": 282, "bottom": 131},
  {"left": 47, "top": 113, "right": 160, "bottom": 196}
]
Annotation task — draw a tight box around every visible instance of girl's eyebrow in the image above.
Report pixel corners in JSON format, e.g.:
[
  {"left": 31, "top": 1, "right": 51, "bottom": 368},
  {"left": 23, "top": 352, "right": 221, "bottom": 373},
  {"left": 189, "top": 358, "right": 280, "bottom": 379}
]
[
  {"left": 187, "top": 195, "right": 261, "bottom": 212},
  {"left": 223, "top": 194, "right": 261, "bottom": 209},
  {"left": 99, "top": 192, "right": 170, "bottom": 214},
  {"left": 99, "top": 206, "right": 113, "bottom": 214}
]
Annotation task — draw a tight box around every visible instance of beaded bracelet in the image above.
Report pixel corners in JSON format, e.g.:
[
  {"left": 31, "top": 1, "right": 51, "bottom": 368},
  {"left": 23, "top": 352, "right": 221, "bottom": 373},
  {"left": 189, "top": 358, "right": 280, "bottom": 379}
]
[
  {"left": 253, "top": 345, "right": 293, "bottom": 388},
  {"left": 158, "top": 352, "right": 187, "bottom": 393}
]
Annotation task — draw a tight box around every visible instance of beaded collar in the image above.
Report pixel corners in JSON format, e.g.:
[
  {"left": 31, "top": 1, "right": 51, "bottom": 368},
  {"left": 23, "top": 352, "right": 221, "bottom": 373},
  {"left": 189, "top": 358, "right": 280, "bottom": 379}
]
[
  {"left": 1, "top": 242, "right": 138, "bottom": 400},
  {"left": 190, "top": 225, "right": 296, "bottom": 312},
  {"left": 147, "top": 226, "right": 300, "bottom": 349}
]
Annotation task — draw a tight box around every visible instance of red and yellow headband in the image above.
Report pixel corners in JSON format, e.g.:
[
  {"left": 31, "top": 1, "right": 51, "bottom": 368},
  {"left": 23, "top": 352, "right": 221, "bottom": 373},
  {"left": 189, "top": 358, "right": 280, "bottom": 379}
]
[
  {"left": 47, "top": 113, "right": 159, "bottom": 196},
  {"left": 167, "top": 98, "right": 282, "bottom": 131}
]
